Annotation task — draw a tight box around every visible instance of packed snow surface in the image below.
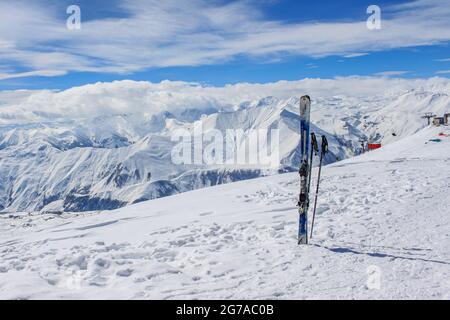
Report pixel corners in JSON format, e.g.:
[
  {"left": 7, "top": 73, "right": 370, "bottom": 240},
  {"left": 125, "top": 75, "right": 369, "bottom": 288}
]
[{"left": 0, "top": 126, "right": 449, "bottom": 299}]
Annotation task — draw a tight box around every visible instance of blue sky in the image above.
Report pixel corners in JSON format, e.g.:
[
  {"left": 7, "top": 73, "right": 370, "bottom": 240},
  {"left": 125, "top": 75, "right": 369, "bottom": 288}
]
[{"left": 0, "top": 0, "right": 449, "bottom": 90}]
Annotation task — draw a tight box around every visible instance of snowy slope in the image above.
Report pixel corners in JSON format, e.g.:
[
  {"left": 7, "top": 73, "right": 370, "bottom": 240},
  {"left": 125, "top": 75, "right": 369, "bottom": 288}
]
[
  {"left": 0, "top": 126, "right": 449, "bottom": 299},
  {"left": 1, "top": 81, "right": 449, "bottom": 213}
]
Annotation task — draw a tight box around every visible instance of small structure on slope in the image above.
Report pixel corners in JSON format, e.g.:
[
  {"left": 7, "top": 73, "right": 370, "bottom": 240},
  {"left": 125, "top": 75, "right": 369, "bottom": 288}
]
[
  {"left": 358, "top": 138, "right": 367, "bottom": 154},
  {"left": 444, "top": 113, "right": 450, "bottom": 125},
  {"left": 433, "top": 117, "right": 445, "bottom": 126},
  {"left": 368, "top": 143, "right": 382, "bottom": 151},
  {"left": 422, "top": 112, "right": 436, "bottom": 125}
]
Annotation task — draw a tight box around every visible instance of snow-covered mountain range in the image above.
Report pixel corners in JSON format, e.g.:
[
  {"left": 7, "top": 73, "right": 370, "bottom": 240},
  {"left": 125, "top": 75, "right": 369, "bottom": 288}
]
[{"left": 0, "top": 78, "right": 449, "bottom": 213}]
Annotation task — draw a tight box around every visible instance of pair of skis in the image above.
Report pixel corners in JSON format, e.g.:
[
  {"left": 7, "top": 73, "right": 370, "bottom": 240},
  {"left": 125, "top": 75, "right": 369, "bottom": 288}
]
[{"left": 298, "top": 96, "right": 328, "bottom": 245}]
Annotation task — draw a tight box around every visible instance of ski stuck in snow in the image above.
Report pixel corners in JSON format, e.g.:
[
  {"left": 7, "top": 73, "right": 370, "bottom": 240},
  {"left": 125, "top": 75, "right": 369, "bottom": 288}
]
[
  {"left": 297, "top": 95, "right": 328, "bottom": 244},
  {"left": 298, "top": 95, "right": 311, "bottom": 245}
]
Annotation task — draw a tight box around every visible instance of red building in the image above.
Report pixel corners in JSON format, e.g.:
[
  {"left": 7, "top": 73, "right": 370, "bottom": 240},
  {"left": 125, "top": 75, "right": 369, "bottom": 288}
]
[{"left": 368, "top": 143, "right": 382, "bottom": 150}]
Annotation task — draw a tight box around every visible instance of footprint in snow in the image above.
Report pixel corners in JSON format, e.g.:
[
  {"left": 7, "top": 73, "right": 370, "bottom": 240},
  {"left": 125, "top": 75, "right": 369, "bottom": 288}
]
[{"left": 116, "top": 269, "right": 134, "bottom": 277}]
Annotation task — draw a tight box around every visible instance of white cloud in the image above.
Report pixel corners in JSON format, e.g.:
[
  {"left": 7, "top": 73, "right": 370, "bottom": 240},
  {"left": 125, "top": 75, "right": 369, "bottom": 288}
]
[
  {"left": 343, "top": 53, "right": 369, "bottom": 58},
  {"left": 0, "top": 70, "right": 66, "bottom": 80},
  {"left": 1, "top": 76, "right": 449, "bottom": 124},
  {"left": 306, "top": 63, "right": 318, "bottom": 69},
  {"left": 435, "top": 58, "right": 450, "bottom": 62},
  {"left": 0, "top": 0, "right": 449, "bottom": 78},
  {"left": 374, "top": 71, "right": 410, "bottom": 77},
  {"left": 436, "top": 70, "right": 450, "bottom": 74}
]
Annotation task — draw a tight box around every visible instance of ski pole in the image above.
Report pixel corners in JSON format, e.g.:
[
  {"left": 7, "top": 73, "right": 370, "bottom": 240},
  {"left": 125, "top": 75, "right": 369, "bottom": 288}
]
[
  {"left": 308, "top": 132, "right": 319, "bottom": 193},
  {"left": 310, "top": 135, "right": 328, "bottom": 239}
]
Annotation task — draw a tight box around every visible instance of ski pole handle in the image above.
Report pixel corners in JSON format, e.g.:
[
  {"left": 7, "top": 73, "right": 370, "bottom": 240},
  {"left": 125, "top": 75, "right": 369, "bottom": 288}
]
[
  {"left": 321, "top": 135, "right": 328, "bottom": 154},
  {"left": 311, "top": 132, "right": 319, "bottom": 154}
]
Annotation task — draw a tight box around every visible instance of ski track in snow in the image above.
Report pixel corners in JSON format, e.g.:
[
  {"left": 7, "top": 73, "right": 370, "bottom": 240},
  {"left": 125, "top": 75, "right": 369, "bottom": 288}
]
[{"left": 0, "top": 127, "right": 449, "bottom": 299}]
